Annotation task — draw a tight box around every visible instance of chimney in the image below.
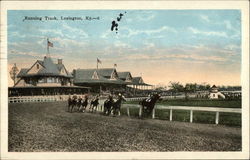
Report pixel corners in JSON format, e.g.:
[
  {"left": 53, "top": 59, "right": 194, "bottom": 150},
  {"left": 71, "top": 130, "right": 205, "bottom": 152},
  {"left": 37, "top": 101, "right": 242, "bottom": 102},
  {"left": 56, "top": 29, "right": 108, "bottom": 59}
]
[{"left": 58, "top": 59, "right": 62, "bottom": 64}]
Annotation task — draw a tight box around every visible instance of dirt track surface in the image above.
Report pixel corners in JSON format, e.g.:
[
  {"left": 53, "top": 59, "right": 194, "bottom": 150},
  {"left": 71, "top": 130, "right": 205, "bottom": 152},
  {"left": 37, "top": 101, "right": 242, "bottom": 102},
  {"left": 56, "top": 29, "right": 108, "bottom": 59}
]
[{"left": 9, "top": 102, "right": 241, "bottom": 151}]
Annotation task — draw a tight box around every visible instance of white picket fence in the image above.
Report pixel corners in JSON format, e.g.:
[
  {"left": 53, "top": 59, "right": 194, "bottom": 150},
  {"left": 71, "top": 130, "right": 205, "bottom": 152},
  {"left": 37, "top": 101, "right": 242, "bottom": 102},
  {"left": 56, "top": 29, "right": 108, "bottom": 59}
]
[{"left": 122, "top": 104, "right": 241, "bottom": 125}]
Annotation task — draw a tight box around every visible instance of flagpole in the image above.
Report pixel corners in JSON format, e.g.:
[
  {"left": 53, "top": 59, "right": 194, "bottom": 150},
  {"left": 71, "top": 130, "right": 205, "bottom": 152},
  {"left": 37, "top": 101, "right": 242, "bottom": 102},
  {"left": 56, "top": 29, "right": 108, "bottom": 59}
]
[
  {"left": 47, "top": 38, "right": 49, "bottom": 57},
  {"left": 97, "top": 58, "right": 98, "bottom": 70}
]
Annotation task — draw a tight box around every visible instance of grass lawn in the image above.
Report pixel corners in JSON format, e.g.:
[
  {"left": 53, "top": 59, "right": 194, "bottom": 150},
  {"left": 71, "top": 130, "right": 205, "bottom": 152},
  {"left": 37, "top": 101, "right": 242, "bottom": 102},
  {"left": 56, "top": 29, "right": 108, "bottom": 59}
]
[
  {"left": 125, "top": 99, "right": 242, "bottom": 108},
  {"left": 120, "top": 107, "right": 241, "bottom": 126},
  {"left": 9, "top": 102, "right": 241, "bottom": 152}
]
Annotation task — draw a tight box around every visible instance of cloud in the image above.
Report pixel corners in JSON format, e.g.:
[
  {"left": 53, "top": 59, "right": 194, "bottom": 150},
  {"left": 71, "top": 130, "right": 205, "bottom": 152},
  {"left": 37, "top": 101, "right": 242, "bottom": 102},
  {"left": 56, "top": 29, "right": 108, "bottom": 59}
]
[
  {"left": 9, "top": 49, "right": 63, "bottom": 60},
  {"left": 200, "top": 15, "right": 210, "bottom": 22},
  {"left": 143, "top": 41, "right": 155, "bottom": 49},
  {"left": 101, "top": 25, "right": 176, "bottom": 39},
  {"left": 136, "top": 14, "right": 155, "bottom": 21},
  {"left": 9, "top": 32, "right": 26, "bottom": 38},
  {"left": 9, "top": 50, "right": 42, "bottom": 58},
  {"left": 39, "top": 28, "right": 64, "bottom": 37},
  {"left": 52, "top": 37, "right": 86, "bottom": 49},
  {"left": 127, "top": 26, "right": 177, "bottom": 37},
  {"left": 62, "top": 24, "right": 88, "bottom": 38},
  {"left": 224, "top": 44, "right": 241, "bottom": 51},
  {"left": 188, "top": 27, "right": 228, "bottom": 37},
  {"left": 114, "top": 40, "right": 130, "bottom": 48}
]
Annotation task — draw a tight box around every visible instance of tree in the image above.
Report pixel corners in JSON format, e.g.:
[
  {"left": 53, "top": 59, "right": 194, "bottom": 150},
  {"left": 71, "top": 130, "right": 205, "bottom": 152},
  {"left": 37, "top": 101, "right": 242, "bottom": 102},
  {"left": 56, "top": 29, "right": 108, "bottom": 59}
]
[
  {"left": 184, "top": 83, "right": 198, "bottom": 100},
  {"left": 9, "top": 63, "right": 19, "bottom": 86},
  {"left": 168, "top": 81, "right": 184, "bottom": 97}
]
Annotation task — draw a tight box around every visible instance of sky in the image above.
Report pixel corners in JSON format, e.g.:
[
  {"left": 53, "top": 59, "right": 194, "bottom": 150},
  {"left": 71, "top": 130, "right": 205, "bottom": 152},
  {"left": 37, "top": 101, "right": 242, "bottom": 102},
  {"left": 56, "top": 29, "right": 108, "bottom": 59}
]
[{"left": 7, "top": 10, "right": 241, "bottom": 87}]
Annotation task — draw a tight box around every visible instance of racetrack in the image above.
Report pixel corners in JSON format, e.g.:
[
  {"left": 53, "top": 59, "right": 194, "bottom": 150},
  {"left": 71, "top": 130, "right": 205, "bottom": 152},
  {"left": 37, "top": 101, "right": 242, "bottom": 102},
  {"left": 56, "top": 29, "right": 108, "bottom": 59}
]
[{"left": 8, "top": 102, "right": 241, "bottom": 151}]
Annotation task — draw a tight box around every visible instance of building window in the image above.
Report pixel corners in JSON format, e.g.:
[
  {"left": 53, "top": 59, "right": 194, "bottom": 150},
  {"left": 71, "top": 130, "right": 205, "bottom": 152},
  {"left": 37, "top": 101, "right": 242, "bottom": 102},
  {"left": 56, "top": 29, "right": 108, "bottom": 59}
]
[
  {"left": 213, "top": 94, "right": 215, "bottom": 97},
  {"left": 38, "top": 78, "right": 44, "bottom": 83},
  {"left": 36, "top": 64, "right": 39, "bottom": 69},
  {"left": 47, "top": 77, "right": 53, "bottom": 83}
]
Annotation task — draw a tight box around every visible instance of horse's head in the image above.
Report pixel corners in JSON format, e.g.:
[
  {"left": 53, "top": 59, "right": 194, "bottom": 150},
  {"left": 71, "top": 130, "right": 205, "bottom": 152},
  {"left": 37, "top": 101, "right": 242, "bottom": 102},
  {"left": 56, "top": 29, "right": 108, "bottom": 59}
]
[{"left": 153, "top": 93, "right": 161, "bottom": 100}]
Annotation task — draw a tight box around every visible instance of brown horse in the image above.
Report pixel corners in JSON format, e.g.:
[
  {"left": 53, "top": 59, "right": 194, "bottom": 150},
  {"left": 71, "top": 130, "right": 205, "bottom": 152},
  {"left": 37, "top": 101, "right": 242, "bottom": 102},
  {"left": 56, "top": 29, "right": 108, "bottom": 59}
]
[
  {"left": 139, "top": 93, "right": 162, "bottom": 117},
  {"left": 89, "top": 96, "right": 99, "bottom": 113},
  {"left": 68, "top": 95, "right": 78, "bottom": 113}
]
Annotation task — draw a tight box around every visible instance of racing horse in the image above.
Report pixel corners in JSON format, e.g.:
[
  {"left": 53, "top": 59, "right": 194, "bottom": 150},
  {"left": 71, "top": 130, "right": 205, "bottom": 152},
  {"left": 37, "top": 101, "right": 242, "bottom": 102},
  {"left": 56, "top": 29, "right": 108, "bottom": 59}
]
[
  {"left": 80, "top": 95, "right": 89, "bottom": 113},
  {"left": 139, "top": 93, "right": 162, "bottom": 117},
  {"left": 103, "top": 94, "right": 126, "bottom": 116},
  {"left": 111, "top": 94, "right": 126, "bottom": 116},
  {"left": 89, "top": 96, "right": 100, "bottom": 113},
  {"left": 103, "top": 95, "right": 114, "bottom": 116},
  {"left": 68, "top": 95, "right": 78, "bottom": 113}
]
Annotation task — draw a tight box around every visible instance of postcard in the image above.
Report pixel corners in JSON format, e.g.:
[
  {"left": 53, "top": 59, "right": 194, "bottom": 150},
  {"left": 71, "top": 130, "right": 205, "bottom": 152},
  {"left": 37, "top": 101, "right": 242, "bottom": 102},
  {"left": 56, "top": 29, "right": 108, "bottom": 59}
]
[{"left": 0, "top": 1, "right": 249, "bottom": 160}]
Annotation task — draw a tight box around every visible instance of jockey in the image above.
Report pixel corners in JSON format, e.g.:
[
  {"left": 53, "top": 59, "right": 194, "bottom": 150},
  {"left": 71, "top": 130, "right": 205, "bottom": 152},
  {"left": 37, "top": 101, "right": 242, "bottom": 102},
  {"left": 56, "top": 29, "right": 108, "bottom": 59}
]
[
  {"left": 78, "top": 95, "right": 82, "bottom": 102},
  {"left": 73, "top": 94, "right": 77, "bottom": 100},
  {"left": 95, "top": 95, "right": 99, "bottom": 100},
  {"left": 107, "top": 94, "right": 114, "bottom": 103},
  {"left": 146, "top": 94, "right": 153, "bottom": 102}
]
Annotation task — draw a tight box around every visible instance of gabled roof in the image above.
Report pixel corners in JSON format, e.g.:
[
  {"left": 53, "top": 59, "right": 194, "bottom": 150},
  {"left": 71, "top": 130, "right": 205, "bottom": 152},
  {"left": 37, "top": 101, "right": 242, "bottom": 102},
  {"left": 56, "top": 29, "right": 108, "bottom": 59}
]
[
  {"left": 17, "top": 68, "right": 29, "bottom": 77},
  {"left": 74, "top": 69, "right": 96, "bottom": 80},
  {"left": 17, "top": 56, "right": 72, "bottom": 78},
  {"left": 130, "top": 76, "right": 152, "bottom": 86},
  {"left": 211, "top": 85, "right": 217, "bottom": 88},
  {"left": 117, "top": 72, "right": 132, "bottom": 80},
  {"left": 56, "top": 64, "right": 64, "bottom": 71},
  {"left": 37, "top": 60, "right": 44, "bottom": 66},
  {"left": 96, "top": 68, "right": 115, "bottom": 78},
  {"left": 73, "top": 68, "right": 126, "bottom": 85},
  {"left": 37, "top": 57, "right": 60, "bottom": 75},
  {"left": 132, "top": 77, "right": 143, "bottom": 84}
]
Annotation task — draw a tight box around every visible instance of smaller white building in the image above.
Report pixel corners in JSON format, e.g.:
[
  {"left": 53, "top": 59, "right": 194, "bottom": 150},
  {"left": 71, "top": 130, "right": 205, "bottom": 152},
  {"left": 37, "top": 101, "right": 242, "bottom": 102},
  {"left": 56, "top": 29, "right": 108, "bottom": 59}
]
[{"left": 209, "top": 85, "right": 225, "bottom": 99}]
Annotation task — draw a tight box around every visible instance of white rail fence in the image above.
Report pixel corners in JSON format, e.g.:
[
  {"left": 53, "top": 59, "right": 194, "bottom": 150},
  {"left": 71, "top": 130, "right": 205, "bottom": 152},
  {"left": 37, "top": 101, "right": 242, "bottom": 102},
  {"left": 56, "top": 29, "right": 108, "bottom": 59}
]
[
  {"left": 122, "top": 104, "right": 241, "bottom": 125},
  {"left": 9, "top": 95, "right": 69, "bottom": 103}
]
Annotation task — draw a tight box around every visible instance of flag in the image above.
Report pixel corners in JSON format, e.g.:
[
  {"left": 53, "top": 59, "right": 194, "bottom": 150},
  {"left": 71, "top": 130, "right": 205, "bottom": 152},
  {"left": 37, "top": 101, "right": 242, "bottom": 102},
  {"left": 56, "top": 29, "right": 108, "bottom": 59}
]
[
  {"left": 114, "top": 64, "right": 117, "bottom": 67},
  {"left": 97, "top": 58, "right": 101, "bottom": 64},
  {"left": 48, "top": 40, "right": 53, "bottom": 47}
]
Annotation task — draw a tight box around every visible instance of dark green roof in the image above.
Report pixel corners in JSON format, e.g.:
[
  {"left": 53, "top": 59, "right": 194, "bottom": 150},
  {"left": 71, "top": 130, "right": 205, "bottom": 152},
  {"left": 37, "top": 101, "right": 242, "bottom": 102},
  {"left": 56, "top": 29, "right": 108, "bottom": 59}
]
[
  {"left": 17, "top": 68, "right": 29, "bottom": 77},
  {"left": 74, "top": 69, "right": 96, "bottom": 80},
  {"left": 73, "top": 68, "right": 126, "bottom": 85},
  {"left": 17, "top": 56, "right": 72, "bottom": 78},
  {"left": 97, "top": 68, "right": 115, "bottom": 78},
  {"left": 117, "top": 72, "right": 131, "bottom": 80},
  {"left": 132, "top": 77, "right": 143, "bottom": 84}
]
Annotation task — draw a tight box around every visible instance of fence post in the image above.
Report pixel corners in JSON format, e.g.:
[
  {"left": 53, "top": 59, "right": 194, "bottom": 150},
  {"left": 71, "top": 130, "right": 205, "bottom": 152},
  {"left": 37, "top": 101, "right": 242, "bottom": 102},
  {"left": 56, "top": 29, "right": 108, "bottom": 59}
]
[
  {"left": 139, "top": 106, "right": 142, "bottom": 118},
  {"left": 215, "top": 112, "right": 220, "bottom": 124},
  {"left": 127, "top": 106, "right": 130, "bottom": 117},
  {"left": 190, "top": 110, "right": 193, "bottom": 123},
  {"left": 169, "top": 109, "right": 173, "bottom": 121},
  {"left": 152, "top": 108, "right": 155, "bottom": 119}
]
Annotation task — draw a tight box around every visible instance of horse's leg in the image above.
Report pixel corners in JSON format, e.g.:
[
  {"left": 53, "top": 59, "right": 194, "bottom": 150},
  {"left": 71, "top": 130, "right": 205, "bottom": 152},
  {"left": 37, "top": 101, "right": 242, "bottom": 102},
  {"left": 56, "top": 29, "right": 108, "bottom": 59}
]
[
  {"left": 118, "top": 107, "right": 121, "bottom": 116},
  {"left": 103, "top": 105, "right": 107, "bottom": 115},
  {"left": 77, "top": 104, "right": 80, "bottom": 112},
  {"left": 90, "top": 104, "right": 92, "bottom": 112},
  {"left": 70, "top": 104, "right": 73, "bottom": 113},
  {"left": 94, "top": 105, "right": 97, "bottom": 112},
  {"left": 107, "top": 107, "right": 111, "bottom": 116},
  {"left": 68, "top": 104, "right": 70, "bottom": 112},
  {"left": 82, "top": 105, "right": 85, "bottom": 113}
]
